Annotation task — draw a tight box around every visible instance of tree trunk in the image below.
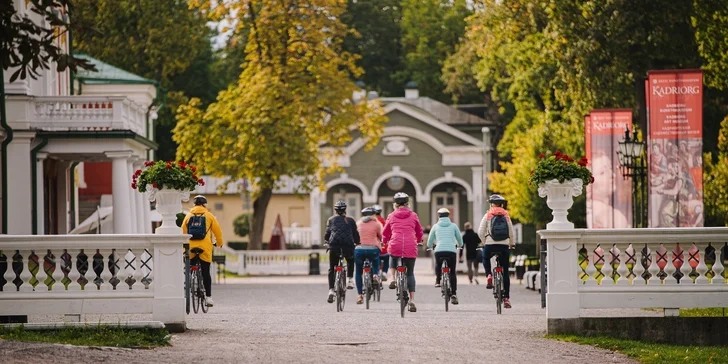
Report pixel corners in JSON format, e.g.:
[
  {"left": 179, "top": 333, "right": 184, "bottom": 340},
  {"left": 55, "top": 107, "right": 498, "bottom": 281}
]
[{"left": 249, "top": 187, "right": 273, "bottom": 250}]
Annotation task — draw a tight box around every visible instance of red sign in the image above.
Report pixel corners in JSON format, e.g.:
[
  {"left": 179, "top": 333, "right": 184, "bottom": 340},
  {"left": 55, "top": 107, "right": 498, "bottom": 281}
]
[
  {"left": 587, "top": 110, "right": 633, "bottom": 228},
  {"left": 648, "top": 70, "right": 703, "bottom": 140},
  {"left": 585, "top": 115, "right": 592, "bottom": 228}
]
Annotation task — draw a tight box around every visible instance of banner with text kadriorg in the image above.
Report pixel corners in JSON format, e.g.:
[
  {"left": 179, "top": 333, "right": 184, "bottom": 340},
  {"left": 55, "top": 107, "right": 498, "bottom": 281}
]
[
  {"left": 647, "top": 70, "right": 704, "bottom": 227},
  {"left": 587, "top": 110, "right": 633, "bottom": 228},
  {"left": 585, "top": 115, "right": 593, "bottom": 228}
]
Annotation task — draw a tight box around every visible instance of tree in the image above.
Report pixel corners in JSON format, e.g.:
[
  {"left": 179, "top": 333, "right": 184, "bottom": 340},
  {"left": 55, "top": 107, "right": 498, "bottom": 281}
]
[
  {"left": 175, "top": 0, "right": 388, "bottom": 250},
  {"left": 1, "top": 0, "right": 94, "bottom": 80},
  {"left": 233, "top": 214, "right": 251, "bottom": 238}
]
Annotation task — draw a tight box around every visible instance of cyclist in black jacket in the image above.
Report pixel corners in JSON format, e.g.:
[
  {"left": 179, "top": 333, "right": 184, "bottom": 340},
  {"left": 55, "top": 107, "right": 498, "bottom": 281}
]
[{"left": 325, "top": 200, "right": 360, "bottom": 303}]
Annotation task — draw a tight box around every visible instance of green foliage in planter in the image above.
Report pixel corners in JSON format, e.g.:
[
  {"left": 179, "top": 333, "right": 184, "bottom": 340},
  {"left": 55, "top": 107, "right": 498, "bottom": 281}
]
[
  {"left": 233, "top": 214, "right": 251, "bottom": 238},
  {"left": 529, "top": 151, "right": 594, "bottom": 187},
  {"left": 176, "top": 212, "right": 186, "bottom": 227},
  {"left": 132, "top": 160, "right": 205, "bottom": 193}
]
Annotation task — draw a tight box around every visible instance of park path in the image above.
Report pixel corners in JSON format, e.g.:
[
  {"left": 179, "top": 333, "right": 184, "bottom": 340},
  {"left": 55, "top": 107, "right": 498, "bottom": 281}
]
[{"left": 0, "top": 262, "right": 634, "bottom": 363}]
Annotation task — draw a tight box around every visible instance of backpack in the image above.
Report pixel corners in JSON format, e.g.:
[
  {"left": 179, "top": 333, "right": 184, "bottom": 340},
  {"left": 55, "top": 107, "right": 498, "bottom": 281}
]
[
  {"left": 489, "top": 215, "right": 510, "bottom": 241},
  {"left": 187, "top": 213, "right": 209, "bottom": 240}
]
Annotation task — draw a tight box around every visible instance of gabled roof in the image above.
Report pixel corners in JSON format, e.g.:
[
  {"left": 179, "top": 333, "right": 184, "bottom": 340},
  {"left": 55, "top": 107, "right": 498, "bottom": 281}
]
[
  {"left": 380, "top": 97, "right": 495, "bottom": 126},
  {"left": 73, "top": 53, "right": 157, "bottom": 85}
]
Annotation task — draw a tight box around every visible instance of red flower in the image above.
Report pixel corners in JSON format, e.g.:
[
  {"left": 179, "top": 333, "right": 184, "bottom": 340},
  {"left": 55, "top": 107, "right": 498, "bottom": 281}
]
[
  {"left": 134, "top": 169, "right": 142, "bottom": 176},
  {"left": 131, "top": 183, "right": 137, "bottom": 189},
  {"left": 192, "top": 174, "right": 198, "bottom": 180},
  {"left": 539, "top": 153, "right": 545, "bottom": 159},
  {"left": 198, "top": 179, "right": 205, "bottom": 186},
  {"left": 590, "top": 176, "right": 595, "bottom": 183},
  {"left": 152, "top": 183, "right": 158, "bottom": 188},
  {"left": 178, "top": 160, "right": 187, "bottom": 168},
  {"left": 190, "top": 166, "right": 197, "bottom": 172},
  {"left": 144, "top": 161, "right": 154, "bottom": 167},
  {"left": 166, "top": 163, "right": 172, "bottom": 170},
  {"left": 554, "top": 151, "right": 562, "bottom": 156},
  {"left": 564, "top": 155, "right": 573, "bottom": 162},
  {"left": 578, "top": 157, "right": 588, "bottom": 166}
]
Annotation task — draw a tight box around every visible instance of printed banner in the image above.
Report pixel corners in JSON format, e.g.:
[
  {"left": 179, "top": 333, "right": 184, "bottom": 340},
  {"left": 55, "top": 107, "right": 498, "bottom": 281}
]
[
  {"left": 585, "top": 115, "right": 592, "bottom": 228},
  {"left": 587, "top": 110, "right": 633, "bottom": 228},
  {"left": 647, "top": 70, "right": 704, "bottom": 227}
]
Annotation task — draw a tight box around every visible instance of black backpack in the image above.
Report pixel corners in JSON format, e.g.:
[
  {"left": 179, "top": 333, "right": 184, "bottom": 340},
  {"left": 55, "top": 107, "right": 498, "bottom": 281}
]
[
  {"left": 187, "top": 213, "right": 209, "bottom": 240},
  {"left": 490, "top": 215, "right": 510, "bottom": 241}
]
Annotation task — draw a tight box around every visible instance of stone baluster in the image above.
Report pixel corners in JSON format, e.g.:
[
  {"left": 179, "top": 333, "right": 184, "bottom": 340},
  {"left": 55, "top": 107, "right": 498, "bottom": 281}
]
[
  {"left": 616, "top": 246, "right": 630, "bottom": 286},
  {"left": 600, "top": 250, "right": 614, "bottom": 286},
  {"left": 713, "top": 249, "right": 724, "bottom": 284},
  {"left": 100, "top": 249, "right": 115, "bottom": 290},
  {"left": 67, "top": 250, "right": 82, "bottom": 290},
  {"left": 82, "top": 251, "right": 96, "bottom": 290},
  {"left": 132, "top": 248, "right": 145, "bottom": 290},
  {"left": 647, "top": 250, "right": 660, "bottom": 285},
  {"left": 35, "top": 251, "right": 49, "bottom": 291},
  {"left": 664, "top": 250, "right": 678, "bottom": 285},
  {"left": 584, "top": 246, "right": 597, "bottom": 286},
  {"left": 695, "top": 245, "right": 710, "bottom": 284},
  {"left": 679, "top": 247, "right": 694, "bottom": 284},
  {"left": 52, "top": 251, "right": 65, "bottom": 291},
  {"left": 144, "top": 249, "right": 154, "bottom": 289},
  {"left": 18, "top": 250, "right": 33, "bottom": 292},
  {"left": 633, "top": 248, "right": 646, "bottom": 285},
  {"left": 3, "top": 251, "right": 18, "bottom": 291}
]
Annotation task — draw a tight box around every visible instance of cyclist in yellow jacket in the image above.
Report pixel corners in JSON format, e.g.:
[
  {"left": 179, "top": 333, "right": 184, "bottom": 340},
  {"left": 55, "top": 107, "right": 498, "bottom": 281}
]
[{"left": 182, "top": 195, "right": 224, "bottom": 307}]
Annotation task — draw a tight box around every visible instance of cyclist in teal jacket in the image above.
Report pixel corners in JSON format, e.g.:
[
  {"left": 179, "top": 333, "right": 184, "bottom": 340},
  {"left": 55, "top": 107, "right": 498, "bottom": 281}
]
[{"left": 427, "top": 208, "right": 464, "bottom": 305}]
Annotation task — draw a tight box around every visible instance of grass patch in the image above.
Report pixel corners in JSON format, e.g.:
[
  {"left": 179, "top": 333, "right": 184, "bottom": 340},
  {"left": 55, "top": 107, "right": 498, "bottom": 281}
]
[
  {"left": 549, "top": 335, "right": 728, "bottom": 363},
  {"left": 680, "top": 308, "right": 728, "bottom": 317},
  {"left": 0, "top": 326, "right": 171, "bottom": 348}
]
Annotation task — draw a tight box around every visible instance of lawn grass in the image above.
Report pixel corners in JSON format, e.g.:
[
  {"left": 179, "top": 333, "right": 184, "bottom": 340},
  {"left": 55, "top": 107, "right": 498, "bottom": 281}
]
[
  {"left": 680, "top": 307, "right": 728, "bottom": 317},
  {"left": 0, "top": 326, "right": 171, "bottom": 348},
  {"left": 549, "top": 335, "right": 728, "bottom": 363}
]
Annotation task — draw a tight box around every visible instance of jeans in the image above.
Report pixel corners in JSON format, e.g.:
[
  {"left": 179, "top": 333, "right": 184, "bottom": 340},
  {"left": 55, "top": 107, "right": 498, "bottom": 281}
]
[
  {"left": 354, "top": 248, "right": 380, "bottom": 294},
  {"left": 328, "top": 246, "right": 354, "bottom": 290},
  {"left": 482, "top": 245, "right": 510, "bottom": 298},
  {"left": 389, "top": 256, "right": 416, "bottom": 292},
  {"left": 380, "top": 253, "right": 390, "bottom": 273},
  {"left": 190, "top": 256, "right": 212, "bottom": 297},
  {"left": 466, "top": 259, "right": 480, "bottom": 281},
  {"left": 435, "top": 251, "right": 458, "bottom": 295}
]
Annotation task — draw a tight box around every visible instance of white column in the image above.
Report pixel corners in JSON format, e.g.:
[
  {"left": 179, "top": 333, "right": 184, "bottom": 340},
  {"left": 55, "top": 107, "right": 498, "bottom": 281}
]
[
  {"left": 540, "top": 229, "right": 582, "bottom": 319},
  {"left": 127, "top": 157, "right": 139, "bottom": 233},
  {"left": 143, "top": 191, "right": 153, "bottom": 233},
  {"left": 106, "top": 151, "right": 134, "bottom": 234},
  {"left": 56, "top": 162, "right": 70, "bottom": 234},
  {"left": 310, "top": 190, "right": 322, "bottom": 246},
  {"left": 7, "top": 132, "right": 35, "bottom": 235},
  {"left": 151, "top": 235, "right": 187, "bottom": 332},
  {"left": 471, "top": 166, "right": 483, "bottom": 230},
  {"left": 36, "top": 152, "right": 48, "bottom": 235},
  {"left": 481, "top": 127, "right": 492, "bottom": 213},
  {"left": 133, "top": 160, "right": 147, "bottom": 233}
]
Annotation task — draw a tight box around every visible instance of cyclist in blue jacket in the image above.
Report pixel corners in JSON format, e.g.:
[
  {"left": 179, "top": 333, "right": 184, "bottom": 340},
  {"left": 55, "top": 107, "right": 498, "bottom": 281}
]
[{"left": 427, "top": 208, "right": 464, "bottom": 305}]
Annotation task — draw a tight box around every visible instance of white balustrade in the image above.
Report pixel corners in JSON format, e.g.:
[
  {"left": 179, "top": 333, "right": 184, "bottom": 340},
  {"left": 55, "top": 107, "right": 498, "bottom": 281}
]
[
  {"left": 541, "top": 228, "right": 728, "bottom": 319},
  {"left": 30, "top": 96, "right": 147, "bottom": 137},
  {"left": 283, "top": 227, "right": 315, "bottom": 248},
  {"left": 0, "top": 235, "right": 186, "bottom": 328},
  {"left": 218, "top": 246, "right": 329, "bottom": 276}
]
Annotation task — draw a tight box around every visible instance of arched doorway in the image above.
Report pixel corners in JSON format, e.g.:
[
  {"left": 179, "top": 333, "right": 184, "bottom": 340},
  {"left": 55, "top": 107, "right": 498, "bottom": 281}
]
[
  {"left": 326, "top": 183, "right": 364, "bottom": 221},
  {"left": 428, "top": 182, "right": 469, "bottom": 227},
  {"left": 376, "top": 177, "right": 417, "bottom": 218}
]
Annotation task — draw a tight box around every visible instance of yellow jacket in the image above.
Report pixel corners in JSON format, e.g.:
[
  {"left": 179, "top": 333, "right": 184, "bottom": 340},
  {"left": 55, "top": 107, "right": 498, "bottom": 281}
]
[{"left": 182, "top": 206, "right": 224, "bottom": 263}]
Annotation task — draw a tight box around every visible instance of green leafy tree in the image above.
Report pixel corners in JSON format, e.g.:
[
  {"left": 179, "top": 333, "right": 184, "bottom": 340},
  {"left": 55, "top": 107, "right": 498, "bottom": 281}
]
[
  {"left": 233, "top": 214, "right": 251, "bottom": 238},
  {"left": 175, "top": 0, "right": 388, "bottom": 249}
]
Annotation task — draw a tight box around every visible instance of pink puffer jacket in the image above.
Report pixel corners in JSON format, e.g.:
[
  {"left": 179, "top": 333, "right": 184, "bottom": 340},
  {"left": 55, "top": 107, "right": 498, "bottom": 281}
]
[{"left": 383, "top": 207, "right": 423, "bottom": 258}]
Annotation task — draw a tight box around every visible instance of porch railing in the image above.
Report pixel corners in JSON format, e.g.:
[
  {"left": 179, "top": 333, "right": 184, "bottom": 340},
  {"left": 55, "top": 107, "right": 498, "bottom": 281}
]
[
  {"left": 219, "top": 246, "right": 327, "bottom": 276},
  {"left": 283, "top": 226, "right": 315, "bottom": 248},
  {"left": 30, "top": 96, "right": 147, "bottom": 137},
  {"left": 539, "top": 228, "right": 728, "bottom": 319},
  {"left": 0, "top": 234, "right": 187, "bottom": 329}
]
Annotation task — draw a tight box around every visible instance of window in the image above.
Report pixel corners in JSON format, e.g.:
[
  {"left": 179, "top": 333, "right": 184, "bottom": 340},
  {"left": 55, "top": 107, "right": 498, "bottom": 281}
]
[
  {"left": 214, "top": 202, "right": 224, "bottom": 211},
  {"left": 333, "top": 192, "right": 361, "bottom": 220},
  {"left": 431, "top": 192, "right": 459, "bottom": 226}
]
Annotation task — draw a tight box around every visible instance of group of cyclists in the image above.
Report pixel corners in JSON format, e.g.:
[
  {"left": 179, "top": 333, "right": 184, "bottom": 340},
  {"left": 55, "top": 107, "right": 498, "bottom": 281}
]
[{"left": 323, "top": 192, "right": 516, "bottom": 312}]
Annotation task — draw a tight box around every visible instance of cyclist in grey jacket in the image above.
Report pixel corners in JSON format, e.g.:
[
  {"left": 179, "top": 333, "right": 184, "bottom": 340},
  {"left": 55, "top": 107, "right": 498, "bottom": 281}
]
[{"left": 427, "top": 208, "right": 464, "bottom": 304}]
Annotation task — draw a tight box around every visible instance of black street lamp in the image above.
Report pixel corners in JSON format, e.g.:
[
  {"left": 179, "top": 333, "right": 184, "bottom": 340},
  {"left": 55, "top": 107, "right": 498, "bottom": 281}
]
[{"left": 616, "top": 128, "right": 648, "bottom": 228}]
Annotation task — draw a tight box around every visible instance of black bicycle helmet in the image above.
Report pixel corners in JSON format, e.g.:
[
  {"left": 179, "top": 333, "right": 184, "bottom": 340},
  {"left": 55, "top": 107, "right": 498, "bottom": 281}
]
[
  {"left": 334, "top": 200, "right": 347, "bottom": 212},
  {"left": 372, "top": 204, "right": 383, "bottom": 214},
  {"left": 437, "top": 207, "right": 450, "bottom": 217},
  {"left": 488, "top": 194, "right": 506, "bottom": 204},
  {"left": 393, "top": 192, "right": 409, "bottom": 205},
  {"left": 361, "top": 207, "right": 375, "bottom": 216},
  {"left": 193, "top": 195, "right": 208, "bottom": 206}
]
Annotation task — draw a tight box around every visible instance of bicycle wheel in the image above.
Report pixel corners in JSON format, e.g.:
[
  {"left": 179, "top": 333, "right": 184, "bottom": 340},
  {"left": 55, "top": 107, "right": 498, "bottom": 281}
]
[
  {"left": 399, "top": 274, "right": 407, "bottom": 318},
  {"left": 198, "top": 270, "right": 208, "bottom": 314},
  {"left": 495, "top": 272, "right": 503, "bottom": 315},
  {"left": 443, "top": 273, "right": 450, "bottom": 312},
  {"left": 364, "top": 273, "right": 371, "bottom": 310},
  {"left": 375, "top": 276, "right": 381, "bottom": 302},
  {"left": 337, "top": 271, "right": 346, "bottom": 312},
  {"left": 190, "top": 271, "right": 200, "bottom": 314}
]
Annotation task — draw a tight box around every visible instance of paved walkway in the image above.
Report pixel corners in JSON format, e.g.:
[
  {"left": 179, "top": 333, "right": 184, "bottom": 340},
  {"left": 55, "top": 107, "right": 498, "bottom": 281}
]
[{"left": 0, "top": 264, "right": 634, "bottom": 363}]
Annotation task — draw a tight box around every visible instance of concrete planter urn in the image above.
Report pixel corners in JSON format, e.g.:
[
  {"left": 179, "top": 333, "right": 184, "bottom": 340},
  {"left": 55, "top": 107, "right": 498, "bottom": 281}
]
[
  {"left": 148, "top": 188, "right": 190, "bottom": 234},
  {"left": 538, "top": 178, "right": 583, "bottom": 230}
]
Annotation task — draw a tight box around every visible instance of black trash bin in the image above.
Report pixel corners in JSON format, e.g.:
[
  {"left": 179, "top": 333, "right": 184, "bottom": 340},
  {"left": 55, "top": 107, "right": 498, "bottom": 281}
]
[{"left": 309, "top": 252, "right": 320, "bottom": 275}]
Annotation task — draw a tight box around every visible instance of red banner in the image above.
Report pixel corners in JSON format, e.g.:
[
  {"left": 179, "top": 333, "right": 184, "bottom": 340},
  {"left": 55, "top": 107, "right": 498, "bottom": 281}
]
[
  {"left": 647, "top": 70, "right": 704, "bottom": 227},
  {"left": 585, "top": 115, "right": 592, "bottom": 228},
  {"left": 587, "top": 110, "right": 633, "bottom": 228}
]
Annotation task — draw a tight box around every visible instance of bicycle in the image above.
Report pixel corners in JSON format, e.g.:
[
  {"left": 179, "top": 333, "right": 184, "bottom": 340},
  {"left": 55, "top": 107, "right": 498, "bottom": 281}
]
[
  {"left": 334, "top": 251, "right": 347, "bottom": 312},
  {"left": 395, "top": 263, "right": 409, "bottom": 318},
  {"left": 428, "top": 247, "right": 461, "bottom": 312},
  {"left": 189, "top": 247, "right": 208, "bottom": 314},
  {"left": 362, "top": 258, "right": 378, "bottom": 309},
  {"left": 478, "top": 246, "right": 514, "bottom": 314}
]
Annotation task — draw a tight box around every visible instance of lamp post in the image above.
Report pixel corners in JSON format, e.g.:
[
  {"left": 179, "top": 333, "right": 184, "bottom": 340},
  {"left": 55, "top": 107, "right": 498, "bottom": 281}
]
[{"left": 616, "top": 128, "right": 648, "bottom": 228}]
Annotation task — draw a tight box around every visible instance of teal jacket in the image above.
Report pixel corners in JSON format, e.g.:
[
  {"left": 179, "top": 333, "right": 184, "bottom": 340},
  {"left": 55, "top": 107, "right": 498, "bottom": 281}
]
[{"left": 427, "top": 217, "right": 464, "bottom": 253}]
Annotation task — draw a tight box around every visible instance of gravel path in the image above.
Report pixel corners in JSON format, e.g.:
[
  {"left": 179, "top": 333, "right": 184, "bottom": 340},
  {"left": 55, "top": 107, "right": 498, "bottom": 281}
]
[{"left": 0, "top": 262, "right": 635, "bottom": 363}]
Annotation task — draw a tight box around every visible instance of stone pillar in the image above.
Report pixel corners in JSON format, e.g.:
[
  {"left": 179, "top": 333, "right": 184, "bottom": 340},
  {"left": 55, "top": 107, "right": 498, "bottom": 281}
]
[
  {"left": 150, "top": 235, "right": 187, "bottom": 332},
  {"left": 36, "top": 152, "right": 48, "bottom": 235},
  {"left": 309, "top": 190, "right": 321, "bottom": 246},
  {"left": 539, "top": 229, "right": 582, "bottom": 319},
  {"left": 144, "top": 193, "right": 153, "bottom": 233},
  {"left": 6, "top": 132, "right": 35, "bottom": 235},
  {"left": 106, "top": 151, "right": 134, "bottom": 234},
  {"left": 55, "top": 162, "right": 71, "bottom": 234},
  {"left": 134, "top": 160, "right": 149, "bottom": 234},
  {"left": 481, "top": 127, "right": 492, "bottom": 212},
  {"left": 127, "top": 157, "right": 139, "bottom": 233},
  {"left": 471, "top": 166, "right": 483, "bottom": 230}
]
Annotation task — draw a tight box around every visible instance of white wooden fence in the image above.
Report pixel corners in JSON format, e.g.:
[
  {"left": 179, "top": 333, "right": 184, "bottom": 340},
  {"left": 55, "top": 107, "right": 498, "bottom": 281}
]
[
  {"left": 219, "top": 246, "right": 327, "bottom": 276},
  {"left": 539, "top": 228, "right": 728, "bottom": 319},
  {"left": 0, "top": 235, "right": 187, "bottom": 329}
]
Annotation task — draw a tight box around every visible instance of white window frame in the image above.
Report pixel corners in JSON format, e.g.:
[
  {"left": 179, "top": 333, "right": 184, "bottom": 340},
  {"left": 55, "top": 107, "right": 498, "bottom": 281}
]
[
  {"left": 334, "top": 192, "right": 361, "bottom": 221},
  {"left": 431, "top": 192, "right": 459, "bottom": 225}
]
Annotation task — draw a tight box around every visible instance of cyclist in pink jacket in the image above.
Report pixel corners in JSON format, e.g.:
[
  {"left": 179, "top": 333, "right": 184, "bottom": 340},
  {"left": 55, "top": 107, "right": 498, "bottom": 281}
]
[{"left": 382, "top": 192, "right": 423, "bottom": 312}]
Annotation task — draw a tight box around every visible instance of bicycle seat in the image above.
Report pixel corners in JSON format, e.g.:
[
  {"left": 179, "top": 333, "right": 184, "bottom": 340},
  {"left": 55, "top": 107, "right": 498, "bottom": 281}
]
[{"left": 191, "top": 248, "right": 204, "bottom": 254}]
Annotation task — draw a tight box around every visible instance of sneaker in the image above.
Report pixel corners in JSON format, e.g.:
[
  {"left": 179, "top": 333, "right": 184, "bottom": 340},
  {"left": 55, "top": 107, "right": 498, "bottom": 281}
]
[
  {"left": 469, "top": 278, "right": 473, "bottom": 284},
  {"left": 327, "top": 289, "right": 335, "bottom": 303},
  {"left": 474, "top": 277, "right": 480, "bottom": 285},
  {"left": 435, "top": 280, "right": 441, "bottom": 288},
  {"left": 504, "top": 298, "right": 512, "bottom": 309},
  {"left": 372, "top": 275, "right": 379, "bottom": 288},
  {"left": 451, "top": 295, "right": 459, "bottom": 305},
  {"left": 389, "top": 281, "right": 396, "bottom": 290},
  {"left": 381, "top": 273, "right": 388, "bottom": 282},
  {"left": 357, "top": 295, "right": 363, "bottom": 304},
  {"left": 206, "top": 297, "right": 215, "bottom": 307},
  {"left": 347, "top": 278, "right": 354, "bottom": 290},
  {"left": 486, "top": 275, "right": 493, "bottom": 289},
  {"left": 408, "top": 302, "right": 417, "bottom": 312}
]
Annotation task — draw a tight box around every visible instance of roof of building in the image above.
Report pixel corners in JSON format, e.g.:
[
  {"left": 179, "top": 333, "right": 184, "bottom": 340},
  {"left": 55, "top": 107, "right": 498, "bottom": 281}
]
[
  {"left": 380, "top": 97, "right": 495, "bottom": 126},
  {"left": 73, "top": 53, "right": 157, "bottom": 85}
]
